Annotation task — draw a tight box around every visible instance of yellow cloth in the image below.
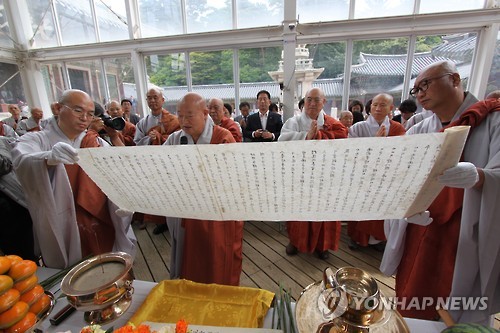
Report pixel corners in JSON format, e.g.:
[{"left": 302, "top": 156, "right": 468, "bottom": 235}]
[{"left": 129, "top": 279, "right": 275, "bottom": 328}]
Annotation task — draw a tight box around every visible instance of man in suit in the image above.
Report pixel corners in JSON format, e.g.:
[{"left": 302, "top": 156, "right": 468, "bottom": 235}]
[
  {"left": 234, "top": 101, "right": 252, "bottom": 142},
  {"left": 243, "top": 90, "right": 282, "bottom": 142}
]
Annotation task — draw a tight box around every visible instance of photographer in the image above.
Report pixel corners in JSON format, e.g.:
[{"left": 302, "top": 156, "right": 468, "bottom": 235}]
[{"left": 88, "top": 101, "right": 125, "bottom": 146}]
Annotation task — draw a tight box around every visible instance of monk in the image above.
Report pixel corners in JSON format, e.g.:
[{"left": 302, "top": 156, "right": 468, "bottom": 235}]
[
  {"left": 134, "top": 87, "right": 180, "bottom": 234},
  {"left": 347, "top": 93, "right": 406, "bottom": 251},
  {"left": 278, "top": 87, "right": 348, "bottom": 260},
  {"left": 208, "top": 97, "right": 242, "bottom": 142},
  {"left": 164, "top": 92, "right": 243, "bottom": 286},
  {"left": 17, "top": 107, "right": 44, "bottom": 135},
  {"left": 381, "top": 60, "right": 500, "bottom": 324},
  {"left": 107, "top": 100, "right": 136, "bottom": 146},
  {"left": 11, "top": 89, "right": 136, "bottom": 268}
]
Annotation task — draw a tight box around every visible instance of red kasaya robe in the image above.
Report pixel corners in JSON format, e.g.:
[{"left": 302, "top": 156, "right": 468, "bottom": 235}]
[
  {"left": 147, "top": 109, "right": 181, "bottom": 145},
  {"left": 396, "top": 98, "right": 500, "bottom": 320},
  {"left": 348, "top": 120, "right": 406, "bottom": 246},
  {"left": 118, "top": 121, "right": 136, "bottom": 146},
  {"left": 219, "top": 117, "right": 242, "bottom": 142},
  {"left": 181, "top": 125, "right": 243, "bottom": 286},
  {"left": 287, "top": 115, "right": 347, "bottom": 253},
  {"left": 64, "top": 130, "right": 115, "bottom": 257},
  {"left": 0, "top": 122, "right": 4, "bottom": 136}
]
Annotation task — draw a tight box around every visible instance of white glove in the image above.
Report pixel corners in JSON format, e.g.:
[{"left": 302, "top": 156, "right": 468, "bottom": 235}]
[
  {"left": 115, "top": 208, "right": 134, "bottom": 217},
  {"left": 47, "top": 142, "right": 79, "bottom": 165},
  {"left": 405, "top": 211, "right": 433, "bottom": 226},
  {"left": 438, "top": 162, "right": 478, "bottom": 189}
]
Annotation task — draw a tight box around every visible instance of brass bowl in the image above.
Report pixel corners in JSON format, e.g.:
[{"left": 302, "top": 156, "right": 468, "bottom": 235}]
[{"left": 61, "top": 252, "right": 134, "bottom": 324}]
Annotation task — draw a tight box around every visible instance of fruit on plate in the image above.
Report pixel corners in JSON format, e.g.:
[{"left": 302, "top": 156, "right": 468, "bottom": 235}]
[
  {"left": 0, "top": 276, "right": 14, "bottom": 296},
  {"left": 7, "top": 261, "right": 37, "bottom": 282},
  {"left": 3, "top": 311, "right": 36, "bottom": 333},
  {"left": 12, "top": 275, "right": 38, "bottom": 295},
  {"left": 28, "top": 293, "right": 50, "bottom": 317},
  {"left": 0, "top": 258, "right": 12, "bottom": 275},
  {"left": 441, "top": 323, "right": 500, "bottom": 332},
  {"left": 19, "top": 285, "right": 44, "bottom": 306},
  {"left": 0, "top": 289, "right": 20, "bottom": 313},
  {"left": 0, "top": 301, "right": 29, "bottom": 329}
]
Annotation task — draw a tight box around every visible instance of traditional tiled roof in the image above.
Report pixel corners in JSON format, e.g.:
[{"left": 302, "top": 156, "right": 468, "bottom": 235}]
[
  {"left": 163, "top": 82, "right": 281, "bottom": 102},
  {"left": 432, "top": 33, "right": 476, "bottom": 63},
  {"left": 352, "top": 52, "right": 451, "bottom": 77}
]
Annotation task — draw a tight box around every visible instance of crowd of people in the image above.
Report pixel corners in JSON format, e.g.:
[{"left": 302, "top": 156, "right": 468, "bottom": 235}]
[{"left": 0, "top": 60, "right": 499, "bottom": 325}]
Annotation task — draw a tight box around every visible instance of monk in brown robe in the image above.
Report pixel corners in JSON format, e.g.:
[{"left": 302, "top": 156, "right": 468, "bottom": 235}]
[
  {"left": 208, "top": 97, "right": 242, "bottom": 142},
  {"left": 278, "top": 87, "right": 348, "bottom": 260},
  {"left": 164, "top": 92, "right": 243, "bottom": 286},
  {"left": 107, "top": 100, "right": 136, "bottom": 146}
]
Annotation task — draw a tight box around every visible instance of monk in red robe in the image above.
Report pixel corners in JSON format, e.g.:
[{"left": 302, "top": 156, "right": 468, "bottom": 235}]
[
  {"left": 278, "top": 87, "right": 348, "bottom": 260},
  {"left": 164, "top": 92, "right": 243, "bottom": 286},
  {"left": 208, "top": 97, "right": 242, "bottom": 142}
]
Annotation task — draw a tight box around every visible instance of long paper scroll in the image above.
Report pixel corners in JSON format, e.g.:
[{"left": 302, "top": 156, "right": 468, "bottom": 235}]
[{"left": 77, "top": 126, "right": 469, "bottom": 221}]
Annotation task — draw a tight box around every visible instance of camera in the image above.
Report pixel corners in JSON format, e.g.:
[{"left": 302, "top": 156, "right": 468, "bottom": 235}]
[{"left": 94, "top": 102, "right": 125, "bottom": 131}]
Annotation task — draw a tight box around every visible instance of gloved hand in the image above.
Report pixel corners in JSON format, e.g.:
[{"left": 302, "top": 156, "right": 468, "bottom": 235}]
[
  {"left": 47, "top": 142, "right": 79, "bottom": 165},
  {"left": 115, "top": 208, "right": 134, "bottom": 217},
  {"left": 438, "top": 162, "right": 478, "bottom": 189},
  {"left": 405, "top": 211, "right": 433, "bottom": 226}
]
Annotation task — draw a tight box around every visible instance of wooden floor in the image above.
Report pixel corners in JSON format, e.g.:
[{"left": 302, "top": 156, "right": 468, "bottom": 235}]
[
  {"left": 132, "top": 220, "right": 500, "bottom": 329},
  {"left": 132, "top": 220, "right": 394, "bottom": 300}
]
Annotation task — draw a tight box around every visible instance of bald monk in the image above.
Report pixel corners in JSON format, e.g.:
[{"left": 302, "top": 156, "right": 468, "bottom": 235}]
[
  {"left": 164, "top": 92, "right": 243, "bottom": 286},
  {"left": 11, "top": 89, "right": 136, "bottom": 268},
  {"left": 107, "top": 100, "right": 136, "bottom": 146},
  {"left": 208, "top": 97, "right": 242, "bottom": 142},
  {"left": 347, "top": 93, "right": 406, "bottom": 251},
  {"left": 278, "top": 87, "right": 348, "bottom": 260},
  {"left": 134, "top": 88, "right": 180, "bottom": 233},
  {"left": 17, "top": 107, "right": 44, "bottom": 135}
]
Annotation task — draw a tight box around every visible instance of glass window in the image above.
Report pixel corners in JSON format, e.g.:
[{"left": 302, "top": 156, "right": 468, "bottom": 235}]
[
  {"left": 350, "top": 38, "right": 409, "bottom": 111},
  {"left": 297, "top": 0, "right": 349, "bottom": 23},
  {"left": 186, "top": 0, "right": 232, "bottom": 33},
  {"left": 485, "top": 30, "right": 500, "bottom": 97},
  {"left": 239, "top": 47, "right": 282, "bottom": 83},
  {"left": 67, "top": 59, "right": 104, "bottom": 104},
  {"left": 138, "top": 0, "right": 182, "bottom": 38},
  {"left": 96, "top": 0, "right": 129, "bottom": 42},
  {"left": 307, "top": 42, "right": 346, "bottom": 115},
  {"left": 0, "top": 0, "right": 13, "bottom": 48},
  {"left": 420, "top": 0, "right": 485, "bottom": 14},
  {"left": 354, "top": 0, "right": 413, "bottom": 19},
  {"left": 0, "top": 62, "right": 26, "bottom": 115},
  {"left": 408, "top": 33, "right": 476, "bottom": 99},
  {"left": 236, "top": 0, "right": 283, "bottom": 29},
  {"left": 41, "top": 63, "right": 66, "bottom": 102},
  {"left": 190, "top": 50, "right": 234, "bottom": 85},
  {"left": 146, "top": 53, "right": 187, "bottom": 111},
  {"left": 103, "top": 56, "right": 135, "bottom": 104},
  {"left": 56, "top": 0, "right": 96, "bottom": 45},
  {"left": 26, "top": 0, "right": 58, "bottom": 48}
]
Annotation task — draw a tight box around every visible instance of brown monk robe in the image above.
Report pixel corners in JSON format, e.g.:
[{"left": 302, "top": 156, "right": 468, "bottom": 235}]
[
  {"left": 147, "top": 109, "right": 180, "bottom": 145},
  {"left": 396, "top": 98, "right": 500, "bottom": 320},
  {"left": 64, "top": 130, "right": 115, "bottom": 257},
  {"left": 117, "top": 121, "right": 136, "bottom": 146},
  {"left": 279, "top": 87, "right": 348, "bottom": 260},
  {"left": 347, "top": 119, "right": 406, "bottom": 248},
  {"left": 181, "top": 126, "right": 243, "bottom": 286},
  {"left": 219, "top": 117, "right": 242, "bottom": 142}
]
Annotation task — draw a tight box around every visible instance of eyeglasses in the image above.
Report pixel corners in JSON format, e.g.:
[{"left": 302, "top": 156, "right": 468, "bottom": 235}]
[
  {"left": 306, "top": 97, "right": 323, "bottom": 104},
  {"left": 409, "top": 73, "right": 454, "bottom": 97},
  {"left": 62, "top": 104, "right": 95, "bottom": 119}
]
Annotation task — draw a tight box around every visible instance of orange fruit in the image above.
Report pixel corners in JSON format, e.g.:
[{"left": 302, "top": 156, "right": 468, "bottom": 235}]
[
  {"left": 3, "top": 256, "right": 22, "bottom": 265},
  {"left": 0, "top": 258, "right": 12, "bottom": 275},
  {"left": 19, "top": 285, "right": 43, "bottom": 306},
  {"left": 7, "top": 261, "right": 37, "bottom": 283},
  {"left": 0, "top": 276, "right": 14, "bottom": 296},
  {"left": 4, "top": 311, "right": 36, "bottom": 333},
  {"left": 28, "top": 294, "right": 50, "bottom": 317},
  {"left": 0, "top": 301, "right": 29, "bottom": 329},
  {"left": 0, "top": 289, "right": 20, "bottom": 313},
  {"left": 12, "top": 275, "right": 38, "bottom": 295}
]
